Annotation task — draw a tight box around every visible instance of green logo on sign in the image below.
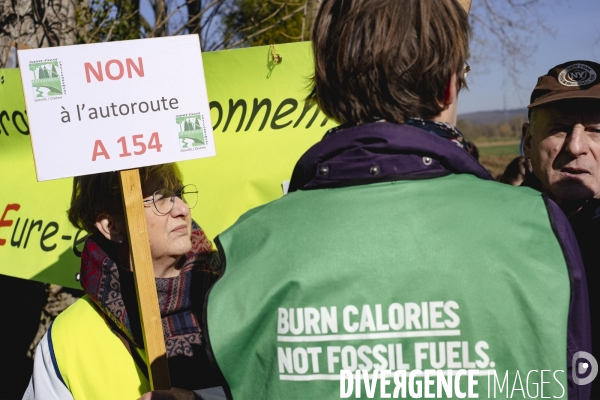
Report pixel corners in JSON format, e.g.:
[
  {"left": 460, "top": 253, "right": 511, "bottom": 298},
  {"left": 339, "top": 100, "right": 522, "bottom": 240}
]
[
  {"left": 177, "top": 114, "right": 205, "bottom": 150},
  {"left": 29, "top": 61, "right": 63, "bottom": 98}
]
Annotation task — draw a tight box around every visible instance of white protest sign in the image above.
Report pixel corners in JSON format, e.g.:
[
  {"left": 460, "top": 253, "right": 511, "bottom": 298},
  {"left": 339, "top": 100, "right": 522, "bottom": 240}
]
[{"left": 18, "top": 35, "right": 215, "bottom": 181}]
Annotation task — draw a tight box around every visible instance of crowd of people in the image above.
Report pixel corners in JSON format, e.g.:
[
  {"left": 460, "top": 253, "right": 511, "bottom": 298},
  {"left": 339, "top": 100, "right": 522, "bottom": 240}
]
[{"left": 16, "top": 0, "right": 600, "bottom": 399}]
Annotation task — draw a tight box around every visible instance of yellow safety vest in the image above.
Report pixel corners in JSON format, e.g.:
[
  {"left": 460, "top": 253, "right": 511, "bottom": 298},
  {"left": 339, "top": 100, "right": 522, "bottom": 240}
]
[{"left": 51, "top": 295, "right": 150, "bottom": 399}]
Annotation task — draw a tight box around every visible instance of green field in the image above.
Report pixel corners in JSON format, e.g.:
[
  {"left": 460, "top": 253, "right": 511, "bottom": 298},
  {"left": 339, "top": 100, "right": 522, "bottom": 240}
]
[
  {"left": 472, "top": 140, "right": 522, "bottom": 177},
  {"left": 478, "top": 143, "right": 520, "bottom": 157}
]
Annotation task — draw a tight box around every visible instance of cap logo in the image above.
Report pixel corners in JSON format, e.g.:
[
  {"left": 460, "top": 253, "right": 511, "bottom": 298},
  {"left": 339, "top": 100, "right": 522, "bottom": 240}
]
[{"left": 558, "top": 63, "right": 597, "bottom": 86}]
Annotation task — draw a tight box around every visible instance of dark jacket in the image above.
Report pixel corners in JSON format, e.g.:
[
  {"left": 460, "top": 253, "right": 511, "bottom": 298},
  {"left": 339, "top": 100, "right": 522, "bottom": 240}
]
[{"left": 523, "top": 171, "right": 598, "bottom": 399}]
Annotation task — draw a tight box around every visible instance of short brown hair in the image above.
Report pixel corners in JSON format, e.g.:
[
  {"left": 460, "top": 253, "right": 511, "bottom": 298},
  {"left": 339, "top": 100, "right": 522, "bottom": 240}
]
[
  {"left": 309, "top": 0, "right": 470, "bottom": 124},
  {"left": 68, "top": 164, "right": 183, "bottom": 233}
]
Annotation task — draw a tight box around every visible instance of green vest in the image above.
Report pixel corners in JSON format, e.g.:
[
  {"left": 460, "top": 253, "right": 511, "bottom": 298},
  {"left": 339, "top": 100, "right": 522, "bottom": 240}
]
[
  {"left": 207, "top": 175, "right": 570, "bottom": 399},
  {"left": 52, "top": 295, "right": 150, "bottom": 399}
]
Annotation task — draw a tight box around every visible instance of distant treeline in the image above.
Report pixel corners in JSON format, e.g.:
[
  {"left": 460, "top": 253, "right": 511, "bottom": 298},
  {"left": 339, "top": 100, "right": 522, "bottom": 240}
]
[{"left": 456, "top": 115, "right": 527, "bottom": 141}]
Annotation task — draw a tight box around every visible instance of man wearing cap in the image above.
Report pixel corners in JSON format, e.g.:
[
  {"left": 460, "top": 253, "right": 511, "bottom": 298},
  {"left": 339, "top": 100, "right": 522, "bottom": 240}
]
[{"left": 523, "top": 60, "right": 599, "bottom": 395}]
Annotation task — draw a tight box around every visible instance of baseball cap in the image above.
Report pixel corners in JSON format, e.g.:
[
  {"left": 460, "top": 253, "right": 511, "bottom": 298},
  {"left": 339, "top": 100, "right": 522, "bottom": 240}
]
[{"left": 528, "top": 60, "right": 600, "bottom": 108}]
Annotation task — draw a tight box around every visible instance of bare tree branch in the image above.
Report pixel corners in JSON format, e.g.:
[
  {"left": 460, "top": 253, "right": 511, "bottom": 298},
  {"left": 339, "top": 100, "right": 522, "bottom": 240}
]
[
  {"left": 468, "top": 0, "right": 557, "bottom": 93},
  {"left": 0, "top": 0, "right": 560, "bottom": 82}
]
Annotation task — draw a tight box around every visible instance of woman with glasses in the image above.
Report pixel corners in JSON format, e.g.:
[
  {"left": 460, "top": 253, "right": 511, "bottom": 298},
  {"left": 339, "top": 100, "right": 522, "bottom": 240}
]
[{"left": 24, "top": 164, "right": 225, "bottom": 400}]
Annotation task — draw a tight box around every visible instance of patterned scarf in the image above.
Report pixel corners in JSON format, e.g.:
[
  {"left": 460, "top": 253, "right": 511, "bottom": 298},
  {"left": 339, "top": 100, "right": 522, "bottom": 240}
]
[
  {"left": 79, "top": 224, "right": 220, "bottom": 363},
  {"left": 405, "top": 118, "right": 467, "bottom": 149}
]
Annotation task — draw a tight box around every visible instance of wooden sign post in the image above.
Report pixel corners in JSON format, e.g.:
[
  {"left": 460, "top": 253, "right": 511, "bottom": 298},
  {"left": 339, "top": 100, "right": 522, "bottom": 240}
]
[
  {"left": 18, "top": 35, "right": 216, "bottom": 390},
  {"left": 120, "top": 169, "right": 170, "bottom": 389}
]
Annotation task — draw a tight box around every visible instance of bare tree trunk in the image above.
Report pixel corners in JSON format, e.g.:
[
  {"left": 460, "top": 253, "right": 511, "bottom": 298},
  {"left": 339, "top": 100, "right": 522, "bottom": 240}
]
[
  {"left": 303, "top": 0, "right": 319, "bottom": 40},
  {"left": 152, "top": 0, "right": 168, "bottom": 37},
  {"left": 0, "top": 0, "right": 77, "bottom": 68},
  {"left": 187, "top": 0, "right": 203, "bottom": 35},
  {"left": 27, "top": 284, "right": 79, "bottom": 359}
]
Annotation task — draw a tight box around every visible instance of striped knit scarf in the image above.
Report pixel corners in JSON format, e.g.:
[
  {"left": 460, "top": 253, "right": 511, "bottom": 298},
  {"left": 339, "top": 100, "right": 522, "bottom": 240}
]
[{"left": 79, "top": 224, "right": 220, "bottom": 362}]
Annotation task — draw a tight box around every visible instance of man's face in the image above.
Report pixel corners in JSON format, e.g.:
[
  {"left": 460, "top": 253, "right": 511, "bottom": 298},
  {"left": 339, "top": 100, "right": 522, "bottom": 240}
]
[{"left": 523, "top": 100, "right": 600, "bottom": 208}]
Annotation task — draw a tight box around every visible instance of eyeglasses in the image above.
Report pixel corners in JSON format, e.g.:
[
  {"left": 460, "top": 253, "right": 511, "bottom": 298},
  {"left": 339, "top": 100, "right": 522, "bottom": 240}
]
[
  {"left": 142, "top": 184, "right": 198, "bottom": 215},
  {"left": 458, "top": 62, "right": 471, "bottom": 89},
  {"left": 463, "top": 62, "right": 471, "bottom": 78}
]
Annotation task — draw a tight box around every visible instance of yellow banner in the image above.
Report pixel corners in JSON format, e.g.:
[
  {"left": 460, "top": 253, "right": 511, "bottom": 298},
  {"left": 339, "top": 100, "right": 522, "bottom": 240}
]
[{"left": 0, "top": 42, "right": 335, "bottom": 288}]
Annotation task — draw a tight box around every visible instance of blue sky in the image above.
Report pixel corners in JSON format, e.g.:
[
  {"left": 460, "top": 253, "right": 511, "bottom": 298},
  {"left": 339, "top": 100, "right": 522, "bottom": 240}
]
[
  {"left": 459, "top": 0, "right": 600, "bottom": 114},
  {"left": 141, "top": 0, "right": 599, "bottom": 114}
]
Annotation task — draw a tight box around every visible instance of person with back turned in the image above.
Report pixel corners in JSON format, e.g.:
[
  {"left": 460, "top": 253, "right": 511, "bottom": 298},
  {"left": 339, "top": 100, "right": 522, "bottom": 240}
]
[{"left": 202, "top": 1, "right": 591, "bottom": 399}]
